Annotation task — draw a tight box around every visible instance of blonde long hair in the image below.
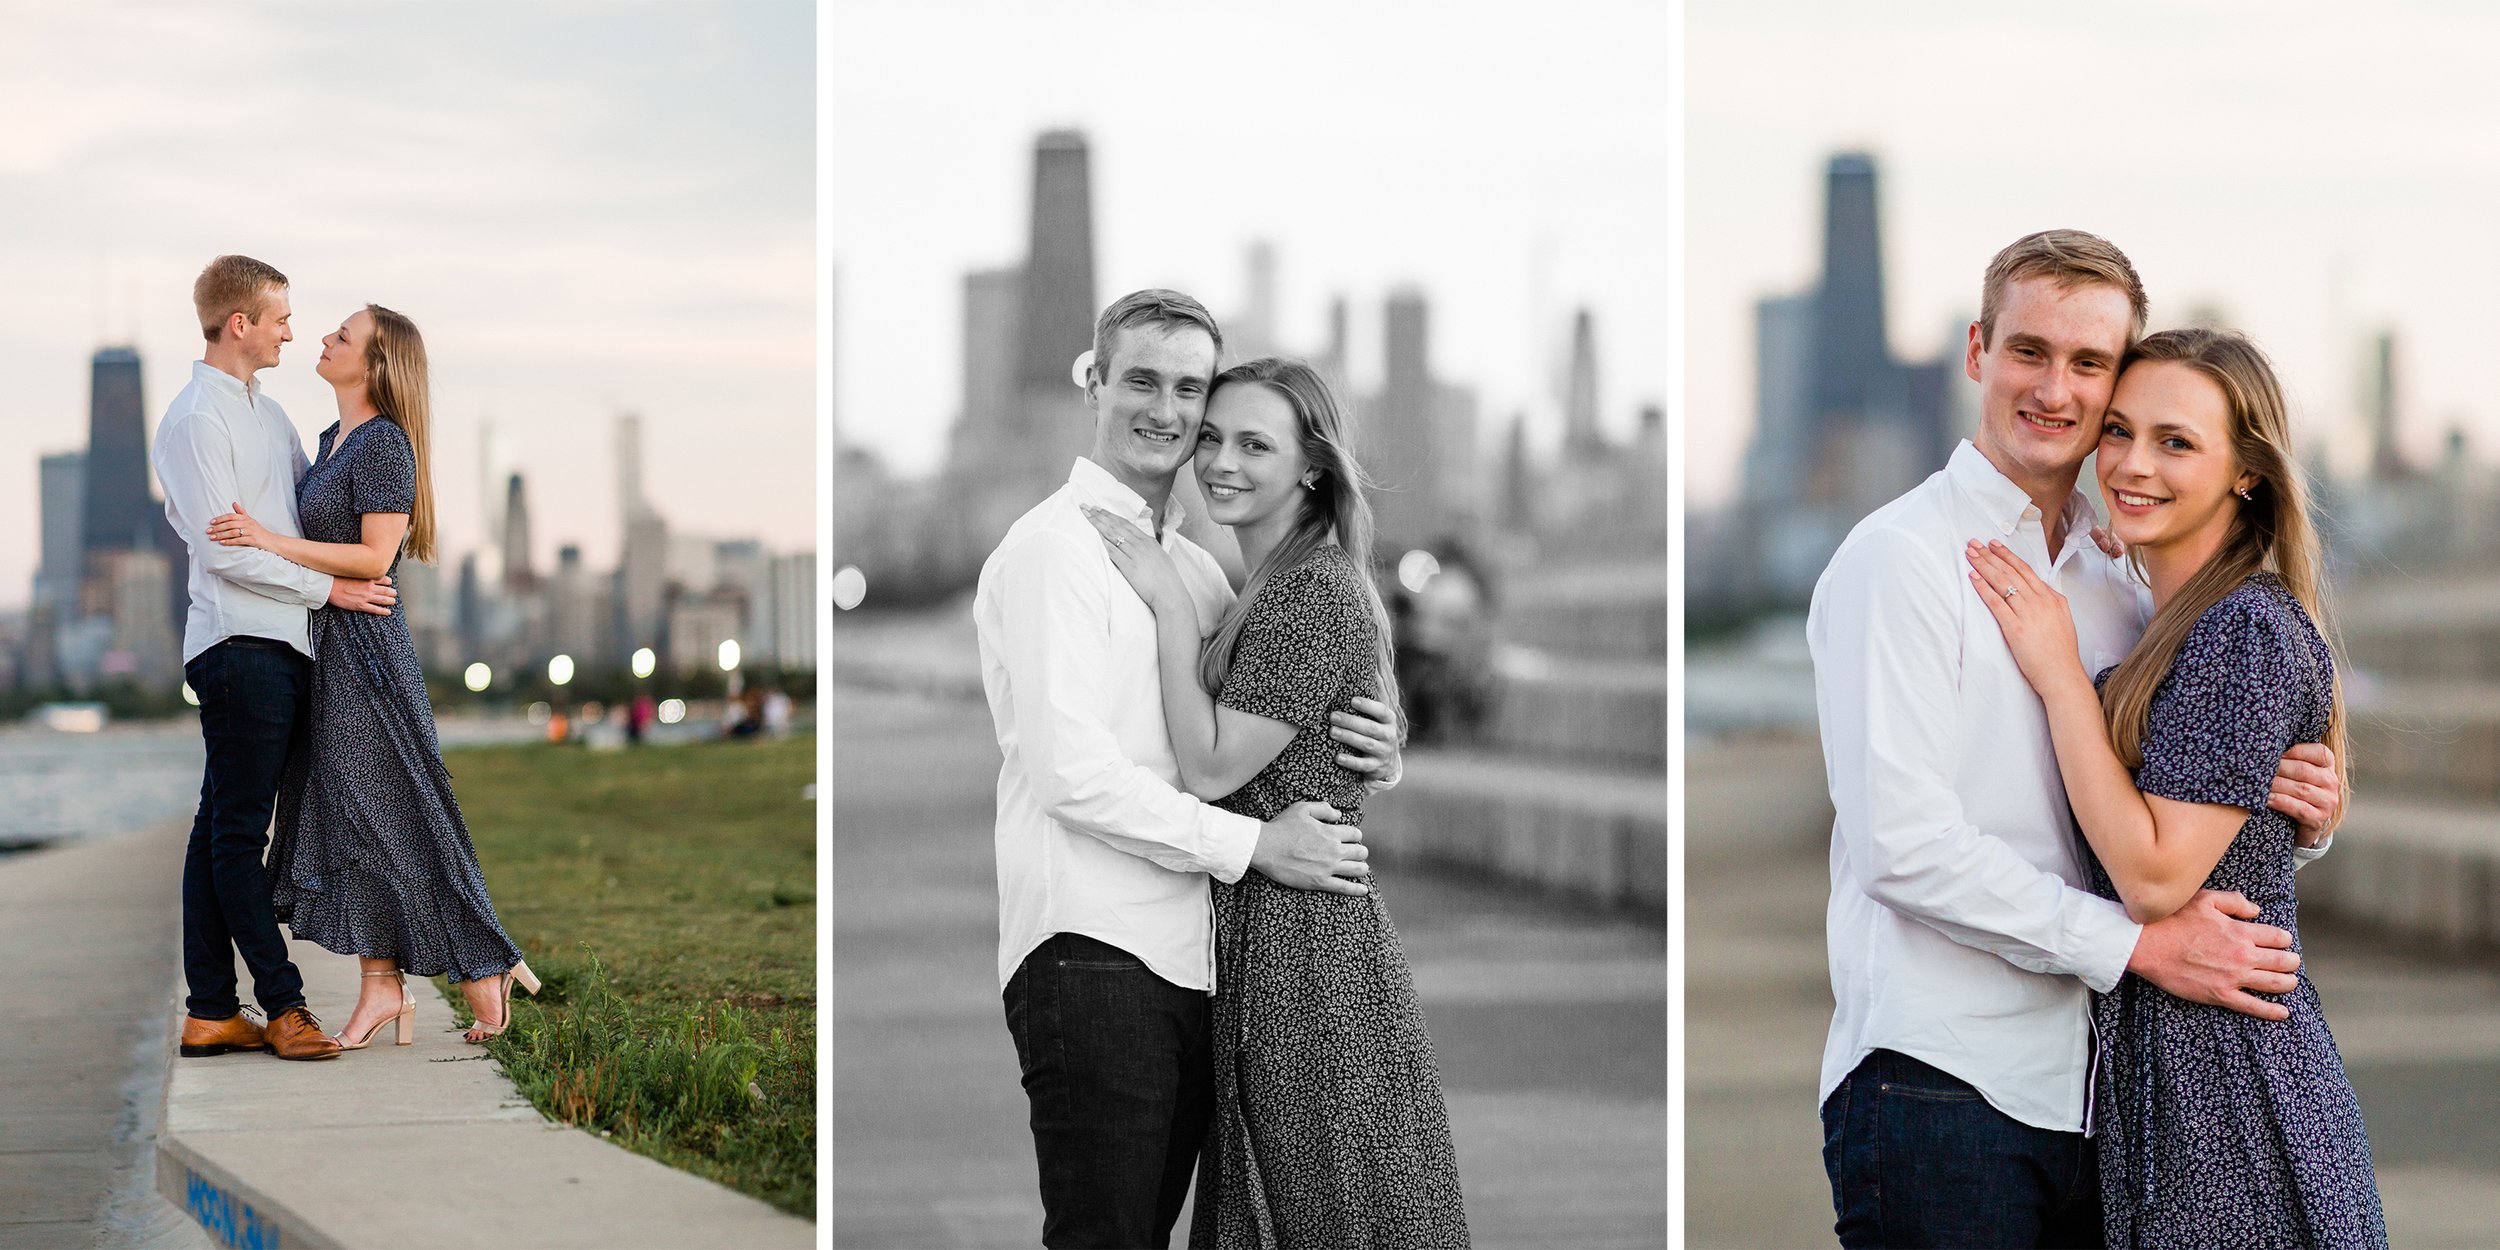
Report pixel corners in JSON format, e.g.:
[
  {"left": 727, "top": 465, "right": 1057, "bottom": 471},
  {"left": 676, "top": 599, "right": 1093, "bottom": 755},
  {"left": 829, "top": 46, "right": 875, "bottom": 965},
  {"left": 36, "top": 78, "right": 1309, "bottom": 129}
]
[
  {"left": 2098, "top": 329, "right": 2346, "bottom": 811},
  {"left": 361, "top": 304, "right": 437, "bottom": 564},
  {"left": 1195, "top": 359, "right": 1403, "bottom": 730}
]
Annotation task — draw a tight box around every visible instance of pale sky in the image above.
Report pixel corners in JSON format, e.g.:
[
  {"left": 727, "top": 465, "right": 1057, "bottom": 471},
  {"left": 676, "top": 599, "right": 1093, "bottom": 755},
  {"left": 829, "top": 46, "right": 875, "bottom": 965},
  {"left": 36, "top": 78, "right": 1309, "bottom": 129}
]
[
  {"left": 1690, "top": 0, "right": 2500, "bottom": 509},
  {"left": 0, "top": 1, "right": 813, "bottom": 610},
  {"left": 829, "top": 0, "right": 1674, "bottom": 481}
]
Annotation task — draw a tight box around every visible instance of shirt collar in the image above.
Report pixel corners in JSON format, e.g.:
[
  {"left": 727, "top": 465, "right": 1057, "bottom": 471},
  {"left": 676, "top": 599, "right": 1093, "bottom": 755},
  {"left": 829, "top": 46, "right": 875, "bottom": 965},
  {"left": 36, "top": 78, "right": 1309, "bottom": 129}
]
[
  {"left": 191, "top": 359, "right": 257, "bottom": 404},
  {"left": 1945, "top": 439, "right": 2099, "bottom": 554},
  {"left": 1066, "top": 457, "right": 1188, "bottom": 535}
]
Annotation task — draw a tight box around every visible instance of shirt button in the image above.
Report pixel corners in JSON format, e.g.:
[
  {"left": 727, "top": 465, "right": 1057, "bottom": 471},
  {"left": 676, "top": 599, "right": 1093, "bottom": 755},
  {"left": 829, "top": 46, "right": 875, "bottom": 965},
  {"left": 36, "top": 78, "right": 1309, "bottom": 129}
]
[{"left": 2000, "top": 521, "right": 2015, "bottom": 535}]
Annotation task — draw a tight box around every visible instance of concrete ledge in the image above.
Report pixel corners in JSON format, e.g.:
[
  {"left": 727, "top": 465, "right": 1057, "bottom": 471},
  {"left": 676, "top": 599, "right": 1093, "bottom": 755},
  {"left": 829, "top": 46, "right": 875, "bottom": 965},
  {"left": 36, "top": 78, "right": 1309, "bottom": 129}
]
[
  {"left": 1485, "top": 656, "right": 1668, "bottom": 771},
  {"left": 1365, "top": 748, "right": 1666, "bottom": 914},
  {"left": 157, "top": 937, "right": 810, "bottom": 1249},
  {"left": 2302, "top": 798, "right": 2500, "bottom": 953},
  {"left": 2353, "top": 681, "right": 2500, "bottom": 804}
]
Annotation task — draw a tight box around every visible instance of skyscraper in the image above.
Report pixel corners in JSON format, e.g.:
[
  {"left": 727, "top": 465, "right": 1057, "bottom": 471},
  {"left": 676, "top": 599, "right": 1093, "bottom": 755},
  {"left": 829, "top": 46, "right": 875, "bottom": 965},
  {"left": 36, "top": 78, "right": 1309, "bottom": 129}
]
[
  {"left": 2370, "top": 329, "right": 2408, "bottom": 481},
  {"left": 36, "top": 451, "right": 85, "bottom": 618},
  {"left": 1015, "top": 130, "right": 1097, "bottom": 402},
  {"left": 957, "top": 266, "right": 1022, "bottom": 456},
  {"left": 502, "top": 473, "right": 537, "bottom": 594},
  {"left": 617, "top": 412, "right": 646, "bottom": 524},
  {"left": 1234, "top": 241, "right": 1281, "bottom": 362},
  {"left": 1564, "top": 308, "right": 1605, "bottom": 461},
  {"left": 1369, "top": 289, "right": 1444, "bottom": 550},
  {"left": 81, "top": 347, "right": 161, "bottom": 605},
  {"left": 1811, "top": 153, "right": 1889, "bottom": 427}
]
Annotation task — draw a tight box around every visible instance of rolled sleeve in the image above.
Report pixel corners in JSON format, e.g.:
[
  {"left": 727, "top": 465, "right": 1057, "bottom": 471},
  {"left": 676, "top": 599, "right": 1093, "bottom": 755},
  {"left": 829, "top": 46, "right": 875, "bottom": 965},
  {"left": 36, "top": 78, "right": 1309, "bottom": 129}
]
[
  {"left": 990, "top": 530, "right": 1260, "bottom": 880},
  {"left": 1813, "top": 526, "right": 2140, "bottom": 992},
  {"left": 155, "top": 413, "right": 332, "bottom": 608}
]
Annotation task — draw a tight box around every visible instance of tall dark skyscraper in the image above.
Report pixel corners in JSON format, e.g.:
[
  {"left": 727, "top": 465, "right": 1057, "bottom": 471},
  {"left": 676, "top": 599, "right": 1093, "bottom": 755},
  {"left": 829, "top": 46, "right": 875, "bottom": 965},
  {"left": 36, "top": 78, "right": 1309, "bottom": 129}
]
[
  {"left": 1564, "top": 308, "right": 1605, "bottom": 460},
  {"left": 502, "top": 473, "right": 537, "bottom": 594},
  {"left": 1015, "top": 130, "right": 1097, "bottom": 399},
  {"left": 1369, "top": 289, "right": 1445, "bottom": 550},
  {"left": 2370, "top": 329, "right": 2408, "bottom": 481},
  {"left": 1811, "top": 152, "right": 1890, "bottom": 426},
  {"left": 83, "top": 347, "right": 156, "bottom": 557}
]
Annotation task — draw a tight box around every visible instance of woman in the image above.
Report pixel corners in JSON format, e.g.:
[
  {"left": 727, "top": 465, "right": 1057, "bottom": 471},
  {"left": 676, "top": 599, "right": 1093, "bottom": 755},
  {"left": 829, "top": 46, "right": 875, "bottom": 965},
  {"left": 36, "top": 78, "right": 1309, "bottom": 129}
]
[
  {"left": 1081, "top": 357, "right": 1469, "bottom": 1249},
  {"left": 207, "top": 305, "right": 537, "bottom": 1050},
  {"left": 1965, "top": 328, "right": 2384, "bottom": 1248}
]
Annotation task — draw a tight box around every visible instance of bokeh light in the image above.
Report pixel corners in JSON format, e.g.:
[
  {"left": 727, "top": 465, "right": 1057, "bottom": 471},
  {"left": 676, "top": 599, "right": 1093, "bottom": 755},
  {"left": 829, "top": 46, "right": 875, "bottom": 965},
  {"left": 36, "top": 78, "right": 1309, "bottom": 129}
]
[{"left": 832, "top": 565, "right": 867, "bottom": 610}]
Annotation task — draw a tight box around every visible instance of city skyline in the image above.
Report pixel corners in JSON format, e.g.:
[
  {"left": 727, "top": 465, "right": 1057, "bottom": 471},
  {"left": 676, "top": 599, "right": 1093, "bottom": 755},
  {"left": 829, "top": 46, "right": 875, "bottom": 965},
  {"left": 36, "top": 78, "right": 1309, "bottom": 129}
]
[
  {"left": 1690, "top": 0, "right": 2500, "bottom": 509},
  {"left": 828, "top": 0, "right": 1673, "bottom": 482},
  {"left": 0, "top": 3, "right": 813, "bottom": 613}
]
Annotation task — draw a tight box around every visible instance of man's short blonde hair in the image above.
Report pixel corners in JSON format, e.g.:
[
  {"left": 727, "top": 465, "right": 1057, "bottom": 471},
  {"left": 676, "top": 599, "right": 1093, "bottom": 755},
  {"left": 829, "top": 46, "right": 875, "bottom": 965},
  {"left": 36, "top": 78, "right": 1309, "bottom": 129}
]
[
  {"left": 1978, "top": 230, "right": 2148, "bottom": 348},
  {"left": 194, "top": 255, "right": 288, "bottom": 343}
]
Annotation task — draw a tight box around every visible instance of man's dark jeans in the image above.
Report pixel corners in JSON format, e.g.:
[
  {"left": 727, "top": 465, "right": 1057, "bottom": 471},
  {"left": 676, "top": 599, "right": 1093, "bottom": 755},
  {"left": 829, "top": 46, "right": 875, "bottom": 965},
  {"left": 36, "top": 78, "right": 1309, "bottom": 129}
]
[
  {"left": 1822, "top": 1049, "right": 2102, "bottom": 1249},
  {"left": 180, "top": 637, "right": 311, "bottom": 1022},
  {"left": 1003, "top": 932, "right": 1213, "bottom": 1250}
]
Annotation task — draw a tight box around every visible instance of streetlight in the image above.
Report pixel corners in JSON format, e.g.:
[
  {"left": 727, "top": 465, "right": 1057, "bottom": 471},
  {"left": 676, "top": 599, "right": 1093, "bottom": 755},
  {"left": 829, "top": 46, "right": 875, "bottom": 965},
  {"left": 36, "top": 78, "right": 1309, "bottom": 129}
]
[
  {"left": 631, "top": 647, "right": 656, "bottom": 680},
  {"left": 719, "top": 639, "right": 743, "bottom": 700},
  {"left": 463, "top": 662, "right": 493, "bottom": 693},
  {"left": 548, "top": 654, "right": 575, "bottom": 687}
]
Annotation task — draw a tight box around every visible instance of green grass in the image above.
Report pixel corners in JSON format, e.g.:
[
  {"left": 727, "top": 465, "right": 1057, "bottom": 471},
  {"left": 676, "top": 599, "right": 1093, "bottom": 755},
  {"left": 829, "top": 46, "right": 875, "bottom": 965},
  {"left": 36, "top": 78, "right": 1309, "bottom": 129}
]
[{"left": 434, "top": 735, "right": 816, "bottom": 1217}]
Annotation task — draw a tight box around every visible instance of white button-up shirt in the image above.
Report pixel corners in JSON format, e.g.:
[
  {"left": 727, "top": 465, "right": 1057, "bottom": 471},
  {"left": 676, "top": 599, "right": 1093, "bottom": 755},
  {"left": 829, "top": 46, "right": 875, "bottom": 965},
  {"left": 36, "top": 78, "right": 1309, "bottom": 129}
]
[
  {"left": 153, "top": 361, "right": 333, "bottom": 663},
  {"left": 1810, "top": 441, "right": 2155, "bottom": 1132},
  {"left": 975, "top": 458, "right": 1259, "bottom": 993}
]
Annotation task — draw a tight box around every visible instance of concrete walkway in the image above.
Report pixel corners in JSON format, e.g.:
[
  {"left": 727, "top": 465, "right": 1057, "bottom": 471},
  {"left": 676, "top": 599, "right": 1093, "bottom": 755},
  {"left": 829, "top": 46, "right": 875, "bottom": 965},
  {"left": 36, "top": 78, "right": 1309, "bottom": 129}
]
[
  {"left": 158, "top": 910, "right": 811, "bottom": 1250},
  {"left": 0, "top": 823, "right": 204, "bottom": 1250},
  {"left": 1688, "top": 733, "right": 2500, "bottom": 1248},
  {"left": 0, "top": 755, "right": 812, "bottom": 1248},
  {"left": 831, "top": 687, "right": 1667, "bottom": 1248}
]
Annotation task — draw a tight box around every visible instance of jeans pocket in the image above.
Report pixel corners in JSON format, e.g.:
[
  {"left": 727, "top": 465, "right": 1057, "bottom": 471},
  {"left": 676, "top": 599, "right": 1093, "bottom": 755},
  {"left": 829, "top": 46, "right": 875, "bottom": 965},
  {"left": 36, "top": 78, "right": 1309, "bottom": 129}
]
[
  {"left": 1056, "top": 956, "right": 1144, "bottom": 972},
  {"left": 1877, "top": 1078, "right": 1981, "bottom": 1103}
]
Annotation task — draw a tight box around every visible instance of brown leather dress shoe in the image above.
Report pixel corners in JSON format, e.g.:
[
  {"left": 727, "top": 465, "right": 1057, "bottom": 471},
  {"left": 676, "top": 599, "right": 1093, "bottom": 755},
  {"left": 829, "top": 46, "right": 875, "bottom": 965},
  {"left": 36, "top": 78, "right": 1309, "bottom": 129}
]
[
  {"left": 179, "top": 1011, "right": 268, "bottom": 1058},
  {"left": 263, "top": 1006, "right": 344, "bottom": 1061}
]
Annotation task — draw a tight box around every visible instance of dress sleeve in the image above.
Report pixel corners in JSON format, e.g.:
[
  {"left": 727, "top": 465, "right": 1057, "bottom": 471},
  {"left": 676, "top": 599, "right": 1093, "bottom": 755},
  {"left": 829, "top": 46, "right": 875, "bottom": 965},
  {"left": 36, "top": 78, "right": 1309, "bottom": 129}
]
[
  {"left": 1217, "top": 559, "right": 1362, "bottom": 730},
  {"left": 2133, "top": 599, "right": 2297, "bottom": 814},
  {"left": 350, "top": 421, "right": 418, "bottom": 515}
]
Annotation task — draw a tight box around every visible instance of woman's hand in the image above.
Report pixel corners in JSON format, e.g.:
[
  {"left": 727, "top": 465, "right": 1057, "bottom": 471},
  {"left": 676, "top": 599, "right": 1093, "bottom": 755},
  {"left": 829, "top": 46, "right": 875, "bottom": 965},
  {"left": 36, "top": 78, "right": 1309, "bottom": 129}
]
[
  {"left": 207, "top": 502, "right": 272, "bottom": 550},
  {"left": 1966, "top": 540, "right": 2089, "bottom": 698},
  {"left": 1080, "top": 505, "right": 1189, "bottom": 614}
]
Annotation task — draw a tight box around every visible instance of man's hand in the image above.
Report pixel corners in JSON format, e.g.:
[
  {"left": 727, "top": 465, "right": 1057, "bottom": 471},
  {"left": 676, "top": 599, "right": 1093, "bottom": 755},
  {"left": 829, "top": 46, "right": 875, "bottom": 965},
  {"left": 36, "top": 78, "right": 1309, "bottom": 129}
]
[
  {"left": 2089, "top": 524, "right": 2126, "bottom": 559},
  {"left": 1249, "top": 800, "right": 1370, "bottom": 895},
  {"left": 1329, "top": 696, "right": 1403, "bottom": 791},
  {"left": 2127, "top": 889, "right": 2299, "bottom": 1021},
  {"left": 328, "top": 574, "right": 396, "bottom": 617},
  {"left": 2269, "top": 742, "right": 2341, "bottom": 847}
]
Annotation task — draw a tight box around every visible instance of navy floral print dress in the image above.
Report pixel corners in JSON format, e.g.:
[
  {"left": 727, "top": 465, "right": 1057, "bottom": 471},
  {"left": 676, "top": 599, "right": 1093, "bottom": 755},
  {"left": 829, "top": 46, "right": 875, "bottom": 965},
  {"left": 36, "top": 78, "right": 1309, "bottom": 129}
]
[
  {"left": 269, "top": 417, "right": 523, "bottom": 983},
  {"left": 1192, "top": 543, "right": 1468, "bottom": 1250},
  {"left": 2086, "top": 572, "right": 2385, "bottom": 1249}
]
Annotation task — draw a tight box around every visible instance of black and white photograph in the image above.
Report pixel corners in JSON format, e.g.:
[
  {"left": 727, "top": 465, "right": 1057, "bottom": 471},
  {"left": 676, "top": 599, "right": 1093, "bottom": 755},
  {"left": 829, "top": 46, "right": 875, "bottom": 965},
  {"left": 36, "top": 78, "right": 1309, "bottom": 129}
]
[{"left": 829, "top": 3, "right": 1672, "bottom": 1246}]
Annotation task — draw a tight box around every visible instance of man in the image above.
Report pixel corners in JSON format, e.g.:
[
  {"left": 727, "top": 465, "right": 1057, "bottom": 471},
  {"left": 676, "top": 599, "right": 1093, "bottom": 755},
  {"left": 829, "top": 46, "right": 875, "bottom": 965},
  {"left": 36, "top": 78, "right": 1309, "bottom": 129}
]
[
  {"left": 155, "top": 255, "right": 399, "bottom": 1063},
  {"left": 1810, "top": 231, "right": 2344, "bottom": 1247},
  {"left": 974, "top": 289, "right": 1401, "bottom": 1248}
]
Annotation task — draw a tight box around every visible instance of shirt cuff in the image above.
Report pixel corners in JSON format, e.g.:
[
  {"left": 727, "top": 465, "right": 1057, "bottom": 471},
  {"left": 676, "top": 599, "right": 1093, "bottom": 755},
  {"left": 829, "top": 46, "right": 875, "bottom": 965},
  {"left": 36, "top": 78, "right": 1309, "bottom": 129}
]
[
  {"left": 1200, "top": 808, "right": 1260, "bottom": 884},
  {"left": 2070, "top": 893, "right": 2143, "bottom": 996},
  {"left": 2292, "top": 833, "right": 2332, "bottom": 870}
]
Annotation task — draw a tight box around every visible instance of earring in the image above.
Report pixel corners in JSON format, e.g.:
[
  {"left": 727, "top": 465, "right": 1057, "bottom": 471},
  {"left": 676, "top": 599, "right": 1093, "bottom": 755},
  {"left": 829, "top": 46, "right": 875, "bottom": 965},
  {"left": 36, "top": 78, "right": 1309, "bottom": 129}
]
[
  {"left": 2235, "top": 485, "right": 2254, "bottom": 500},
  {"left": 1300, "top": 475, "right": 1316, "bottom": 490}
]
